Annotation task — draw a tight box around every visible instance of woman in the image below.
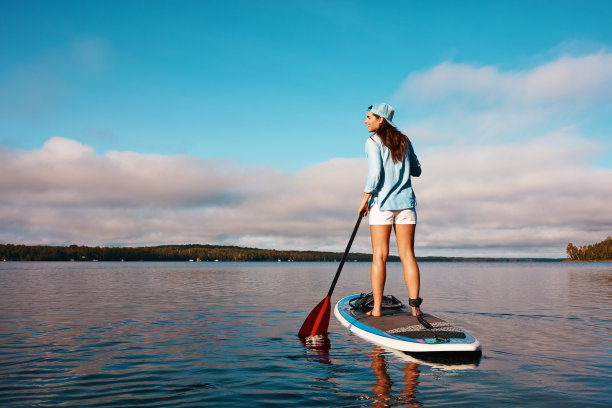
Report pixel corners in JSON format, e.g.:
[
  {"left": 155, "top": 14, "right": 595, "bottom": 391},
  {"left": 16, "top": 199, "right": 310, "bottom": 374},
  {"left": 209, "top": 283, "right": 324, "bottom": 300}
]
[{"left": 357, "top": 103, "right": 423, "bottom": 318}]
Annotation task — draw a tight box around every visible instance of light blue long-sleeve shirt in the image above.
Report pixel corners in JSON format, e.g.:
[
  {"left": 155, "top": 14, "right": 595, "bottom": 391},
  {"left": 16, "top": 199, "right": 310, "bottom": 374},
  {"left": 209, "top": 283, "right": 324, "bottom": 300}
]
[{"left": 364, "top": 134, "right": 421, "bottom": 210}]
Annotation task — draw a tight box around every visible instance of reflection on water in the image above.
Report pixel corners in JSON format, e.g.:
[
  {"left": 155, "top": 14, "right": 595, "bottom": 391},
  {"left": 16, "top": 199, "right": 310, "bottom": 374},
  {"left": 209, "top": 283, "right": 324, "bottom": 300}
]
[
  {"left": 1, "top": 261, "right": 610, "bottom": 407},
  {"left": 369, "top": 346, "right": 422, "bottom": 408},
  {"left": 301, "top": 334, "right": 482, "bottom": 407},
  {"left": 301, "top": 339, "right": 425, "bottom": 407},
  {"left": 365, "top": 347, "right": 483, "bottom": 407},
  {"left": 301, "top": 334, "right": 332, "bottom": 365}
]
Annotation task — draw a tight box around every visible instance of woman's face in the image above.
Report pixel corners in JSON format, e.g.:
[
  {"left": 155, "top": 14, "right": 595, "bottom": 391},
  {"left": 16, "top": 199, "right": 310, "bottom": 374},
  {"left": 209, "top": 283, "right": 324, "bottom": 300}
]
[{"left": 365, "top": 111, "right": 383, "bottom": 133}]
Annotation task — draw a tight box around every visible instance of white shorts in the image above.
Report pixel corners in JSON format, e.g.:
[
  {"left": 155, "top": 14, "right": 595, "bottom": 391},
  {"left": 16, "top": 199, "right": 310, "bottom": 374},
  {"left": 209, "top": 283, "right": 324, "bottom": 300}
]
[{"left": 369, "top": 202, "right": 417, "bottom": 225}]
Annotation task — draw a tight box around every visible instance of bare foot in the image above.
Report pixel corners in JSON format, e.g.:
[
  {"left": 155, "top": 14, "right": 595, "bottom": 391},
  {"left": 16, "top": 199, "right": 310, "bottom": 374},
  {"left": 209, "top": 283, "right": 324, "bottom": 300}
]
[
  {"left": 366, "top": 310, "right": 382, "bottom": 317},
  {"left": 411, "top": 307, "right": 422, "bottom": 317}
]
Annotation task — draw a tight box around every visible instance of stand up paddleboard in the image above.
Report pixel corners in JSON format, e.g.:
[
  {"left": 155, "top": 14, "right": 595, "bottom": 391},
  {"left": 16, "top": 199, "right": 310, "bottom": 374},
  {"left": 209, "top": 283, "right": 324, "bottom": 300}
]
[{"left": 334, "top": 294, "right": 481, "bottom": 353}]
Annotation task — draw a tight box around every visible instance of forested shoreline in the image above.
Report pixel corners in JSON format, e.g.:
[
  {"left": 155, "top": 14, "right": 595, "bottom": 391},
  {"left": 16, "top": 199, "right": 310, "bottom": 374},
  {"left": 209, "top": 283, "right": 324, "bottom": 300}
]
[
  {"left": 0, "top": 244, "right": 562, "bottom": 262},
  {"left": 566, "top": 237, "right": 612, "bottom": 261},
  {"left": 0, "top": 244, "right": 381, "bottom": 262}
]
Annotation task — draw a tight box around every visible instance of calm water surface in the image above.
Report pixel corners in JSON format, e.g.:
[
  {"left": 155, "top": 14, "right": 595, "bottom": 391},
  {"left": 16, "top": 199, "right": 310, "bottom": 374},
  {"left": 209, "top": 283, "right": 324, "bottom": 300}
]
[{"left": 0, "top": 262, "right": 610, "bottom": 407}]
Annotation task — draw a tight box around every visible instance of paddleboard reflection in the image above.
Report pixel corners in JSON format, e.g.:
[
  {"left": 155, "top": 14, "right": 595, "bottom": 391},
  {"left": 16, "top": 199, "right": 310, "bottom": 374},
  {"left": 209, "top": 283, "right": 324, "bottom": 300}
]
[
  {"left": 399, "top": 349, "right": 482, "bottom": 369},
  {"left": 366, "top": 346, "right": 481, "bottom": 406}
]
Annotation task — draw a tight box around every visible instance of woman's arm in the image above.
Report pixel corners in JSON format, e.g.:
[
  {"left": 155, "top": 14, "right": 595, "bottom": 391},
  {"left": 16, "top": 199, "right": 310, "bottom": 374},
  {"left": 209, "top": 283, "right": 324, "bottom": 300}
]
[
  {"left": 364, "top": 138, "right": 383, "bottom": 192},
  {"left": 358, "top": 193, "right": 371, "bottom": 216},
  {"left": 361, "top": 138, "right": 381, "bottom": 216}
]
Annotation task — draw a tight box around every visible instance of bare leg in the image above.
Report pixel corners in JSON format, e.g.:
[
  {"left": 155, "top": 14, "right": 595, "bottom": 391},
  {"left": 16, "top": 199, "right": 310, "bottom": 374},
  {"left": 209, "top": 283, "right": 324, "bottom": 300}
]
[
  {"left": 368, "top": 224, "right": 392, "bottom": 317},
  {"left": 395, "top": 224, "right": 421, "bottom": 316}
]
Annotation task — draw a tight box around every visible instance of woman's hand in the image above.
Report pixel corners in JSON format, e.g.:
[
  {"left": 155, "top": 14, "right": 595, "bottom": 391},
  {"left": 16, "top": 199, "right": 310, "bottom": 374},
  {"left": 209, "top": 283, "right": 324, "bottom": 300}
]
[{"left": 358, "top": 193, "right": 371, "bottom": 217}]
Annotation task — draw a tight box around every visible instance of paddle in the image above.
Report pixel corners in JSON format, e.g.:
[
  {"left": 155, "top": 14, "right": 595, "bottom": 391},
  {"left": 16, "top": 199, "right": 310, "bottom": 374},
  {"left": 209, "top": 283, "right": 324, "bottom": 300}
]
[{"left": 298, "top": 215, "right": 363, "bottom": 338}]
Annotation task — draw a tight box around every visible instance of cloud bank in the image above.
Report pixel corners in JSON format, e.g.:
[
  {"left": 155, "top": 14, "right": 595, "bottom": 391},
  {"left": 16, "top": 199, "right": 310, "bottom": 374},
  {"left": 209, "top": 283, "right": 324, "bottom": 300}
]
[
  {"left": 398, "top": 52, "right": 612, "bottom": 106},
  {"left": 395, "top": 52, "right": 612, "bottom": 148},
  {"left": 2, "top": 51, "right": 611, "bottom": 257},
  {"left": 0, "top": 137, "right": 366, "bottom": 251},
  {"left": 2, "top": 131, "right": 610, "bottom": 257}
]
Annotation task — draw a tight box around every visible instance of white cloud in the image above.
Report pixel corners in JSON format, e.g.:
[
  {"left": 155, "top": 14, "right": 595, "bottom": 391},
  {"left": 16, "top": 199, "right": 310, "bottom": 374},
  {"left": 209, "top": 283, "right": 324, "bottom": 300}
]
[
  {"left": 396, "top": 52, "right": 612, "bottom": 106},
  {"left": 0, "top": 138, "right": 368, "bottom": 251},
  {"left": 1, "top": 133, "right": 611, "bottom": 257},
  {"left": 1, "top": 137, "right": 245, "bottom": 207},
  {"left": 415, "top": 128, "right": 612, "bottom": 255},
  {"left": 394, "top": 52, "right": 612, "bottom": 147},
  {"left": 521, "top": 53, "right": 612, "bottom": 104}
]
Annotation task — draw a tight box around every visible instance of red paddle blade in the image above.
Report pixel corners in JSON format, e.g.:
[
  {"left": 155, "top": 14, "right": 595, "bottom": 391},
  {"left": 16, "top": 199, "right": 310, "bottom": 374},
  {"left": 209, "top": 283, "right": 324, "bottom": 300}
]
[{"left": 298, "top": 296, "right": 331, "bottom": 338}]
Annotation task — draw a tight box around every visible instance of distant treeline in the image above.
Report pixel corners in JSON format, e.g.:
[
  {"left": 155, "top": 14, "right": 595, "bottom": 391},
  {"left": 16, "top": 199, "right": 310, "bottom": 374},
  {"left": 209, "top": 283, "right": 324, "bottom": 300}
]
[
  {"left": 0, "top": 244, "right": 379, "bottom": 262},
  {"left": 566, "top": 237, "right": 612, "bottom": 261},
  {"left": 0, "top": 244, "right": 561, "bottom": 262}
]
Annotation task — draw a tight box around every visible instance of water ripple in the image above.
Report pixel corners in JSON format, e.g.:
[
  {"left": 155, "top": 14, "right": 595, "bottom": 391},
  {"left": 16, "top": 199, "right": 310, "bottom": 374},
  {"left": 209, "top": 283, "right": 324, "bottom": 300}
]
[{"left": 1, "top": 262, "right": 610, "bottom": 406}]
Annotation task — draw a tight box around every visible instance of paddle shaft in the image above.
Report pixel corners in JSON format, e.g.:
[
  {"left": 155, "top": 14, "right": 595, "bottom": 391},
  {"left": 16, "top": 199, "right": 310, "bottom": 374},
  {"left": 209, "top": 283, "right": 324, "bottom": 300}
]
[
  {"left": 326, "top": 215, "right": 362, "bottom": 298},
  {"left": 298, "top": 215, "right": 363, "bottom": 337}
]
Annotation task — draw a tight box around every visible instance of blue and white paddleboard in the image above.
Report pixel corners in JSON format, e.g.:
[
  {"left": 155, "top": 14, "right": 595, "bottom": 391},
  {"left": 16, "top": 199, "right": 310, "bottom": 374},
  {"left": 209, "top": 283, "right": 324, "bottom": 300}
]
[{"left": 334, "top": 294, "right": 481, "bottom": 353}]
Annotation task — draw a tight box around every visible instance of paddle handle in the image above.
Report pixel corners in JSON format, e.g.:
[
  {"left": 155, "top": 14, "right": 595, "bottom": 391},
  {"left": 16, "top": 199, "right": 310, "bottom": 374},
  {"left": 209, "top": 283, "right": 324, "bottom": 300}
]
[{"left": 326, "top": 215, "right": 362, "bottom": 298}]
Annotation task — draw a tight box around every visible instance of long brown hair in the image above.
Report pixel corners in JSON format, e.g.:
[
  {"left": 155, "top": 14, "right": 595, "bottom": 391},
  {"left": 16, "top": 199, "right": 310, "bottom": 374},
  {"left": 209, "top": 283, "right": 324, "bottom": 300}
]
[{"left": 373, "top": 116, "right": 411, "bottom": 163}]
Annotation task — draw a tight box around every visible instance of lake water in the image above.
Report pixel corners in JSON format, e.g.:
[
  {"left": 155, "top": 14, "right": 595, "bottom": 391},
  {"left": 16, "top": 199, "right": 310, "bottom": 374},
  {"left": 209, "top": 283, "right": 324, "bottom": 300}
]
[{"left": 0, "top": 261, "right": 610, "bottom": 407}]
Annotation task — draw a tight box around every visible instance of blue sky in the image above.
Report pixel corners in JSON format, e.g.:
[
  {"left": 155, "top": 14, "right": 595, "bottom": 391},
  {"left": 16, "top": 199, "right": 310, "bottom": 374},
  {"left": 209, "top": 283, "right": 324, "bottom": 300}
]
[{"left": 1, "top": 0, "right": 612, "bottom": 257}]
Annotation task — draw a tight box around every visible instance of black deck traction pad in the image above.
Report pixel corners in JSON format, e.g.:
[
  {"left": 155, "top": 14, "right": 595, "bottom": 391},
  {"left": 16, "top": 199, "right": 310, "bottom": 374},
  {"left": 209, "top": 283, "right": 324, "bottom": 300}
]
[{"left": 354, "top": 310, "right": 467, "bottom": 339}]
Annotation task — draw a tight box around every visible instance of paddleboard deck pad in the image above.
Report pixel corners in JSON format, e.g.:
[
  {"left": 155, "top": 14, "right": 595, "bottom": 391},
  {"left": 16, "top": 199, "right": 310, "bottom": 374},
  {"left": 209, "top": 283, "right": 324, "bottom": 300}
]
[{"left": 335, "top": 294, "right": 481, "bottom": 352}]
